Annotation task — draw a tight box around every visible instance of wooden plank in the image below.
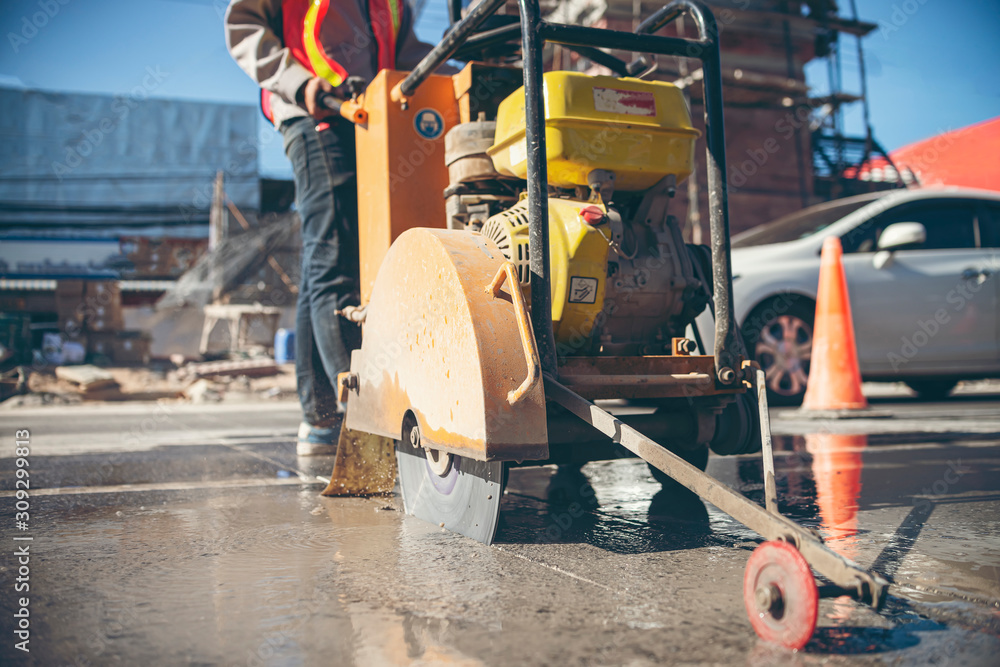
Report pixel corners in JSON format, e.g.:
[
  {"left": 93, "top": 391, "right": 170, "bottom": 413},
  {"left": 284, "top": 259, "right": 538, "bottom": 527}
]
[
  {"left": 183, "top": 358, "right": 278, "bottom": 379},
  {"left": 54, "top": 365, "right": 118, "bottom": 392}
]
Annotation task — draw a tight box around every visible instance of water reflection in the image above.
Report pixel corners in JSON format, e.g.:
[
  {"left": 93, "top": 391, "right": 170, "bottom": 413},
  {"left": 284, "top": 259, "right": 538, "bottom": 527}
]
[
  {"left": 806, "top": 433, "right": 867, "bottom": 559},
  {"left": 344, "top": 607, "right": 486, "bottom": 666},
  {"left": 323, "top": 500, "right": 491, "bottom": 666},
  {"left": 546, "top": 464, "right": 600, "bottom": 513}
]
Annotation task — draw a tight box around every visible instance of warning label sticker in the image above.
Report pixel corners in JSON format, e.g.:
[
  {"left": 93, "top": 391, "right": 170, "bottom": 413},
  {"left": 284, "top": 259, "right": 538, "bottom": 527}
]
[
  {"left": 593, "top": 87, "right": 657, "bottom": 117},
  {"left": 568, "top": 276, "right": 599, "bottom": 304}
]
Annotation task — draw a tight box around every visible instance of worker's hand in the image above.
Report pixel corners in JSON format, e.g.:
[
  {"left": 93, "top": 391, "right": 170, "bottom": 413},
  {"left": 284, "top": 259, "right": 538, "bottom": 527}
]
[{"left": 300, "top": 77, "right": 340, "bottom": 119}]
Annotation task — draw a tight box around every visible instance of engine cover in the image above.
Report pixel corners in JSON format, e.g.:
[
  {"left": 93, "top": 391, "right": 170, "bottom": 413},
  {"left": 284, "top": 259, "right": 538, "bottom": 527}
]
[
  {"left": 482, "top": 196, "right": 609, "bottom": 351},
  {"left": 489, "top": 72, "right": 700, "bottom": 191},
  {"left": 481, "top": 183, "right": 707, "bottom": 355}
]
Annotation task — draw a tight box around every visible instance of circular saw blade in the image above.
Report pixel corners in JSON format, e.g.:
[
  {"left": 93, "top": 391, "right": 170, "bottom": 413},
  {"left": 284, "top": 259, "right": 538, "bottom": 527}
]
[{"left": 396, "top": 439, "right": 504, "bottom": 545}]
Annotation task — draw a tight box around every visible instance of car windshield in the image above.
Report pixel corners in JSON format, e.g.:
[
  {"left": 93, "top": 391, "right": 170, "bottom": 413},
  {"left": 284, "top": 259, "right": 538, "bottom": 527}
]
[{"left": 731, "top": 195, "right": 880, "bottom": 247}]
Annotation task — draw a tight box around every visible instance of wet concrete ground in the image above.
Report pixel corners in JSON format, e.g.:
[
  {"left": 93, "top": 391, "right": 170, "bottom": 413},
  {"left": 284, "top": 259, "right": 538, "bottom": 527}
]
[{"left": 1, "top": 393, "right": 999, "bottom": 665}]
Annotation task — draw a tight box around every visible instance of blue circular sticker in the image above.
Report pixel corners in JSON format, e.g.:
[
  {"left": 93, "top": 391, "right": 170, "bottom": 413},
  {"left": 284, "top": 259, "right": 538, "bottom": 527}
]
[{"left": 413, "top": 108, "right": 444, "bottom": 140}]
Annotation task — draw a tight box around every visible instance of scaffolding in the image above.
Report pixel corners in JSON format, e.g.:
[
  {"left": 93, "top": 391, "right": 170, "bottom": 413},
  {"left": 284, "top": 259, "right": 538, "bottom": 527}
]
[{"left": 805, "top": 0, "right": 906, "bottom": 199}]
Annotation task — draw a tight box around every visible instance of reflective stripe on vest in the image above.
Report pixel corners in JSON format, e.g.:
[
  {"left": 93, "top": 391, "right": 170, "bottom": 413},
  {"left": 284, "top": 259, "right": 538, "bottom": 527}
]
[
  {"left": 260, "top": 0, "right": 402, "bottom": 124},
  {"left": 367, "top": 0, "right": 401, "bottom": 74},
  {"left": 303, "top": 0, "right": 349, "bottom": 87}
]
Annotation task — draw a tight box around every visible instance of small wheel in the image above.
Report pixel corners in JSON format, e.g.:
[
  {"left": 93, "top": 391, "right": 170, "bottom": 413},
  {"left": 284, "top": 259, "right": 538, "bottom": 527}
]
[{"left": 743, "top": 540, "right": 818, "bottom": 650}]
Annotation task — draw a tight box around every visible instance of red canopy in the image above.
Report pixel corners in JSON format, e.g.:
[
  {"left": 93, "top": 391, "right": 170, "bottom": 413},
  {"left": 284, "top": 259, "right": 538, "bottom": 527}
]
[{"left": 846, "top": 116, "right": 1000, "bottom": 191}]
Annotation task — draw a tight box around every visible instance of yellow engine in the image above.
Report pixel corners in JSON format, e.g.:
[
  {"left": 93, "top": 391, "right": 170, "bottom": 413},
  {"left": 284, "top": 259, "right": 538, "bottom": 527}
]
[
  {"left": 480, "top": 196, "right": 611, "bottom": 350},
  {"left": 449, "top": 71, "right": 707, "bottom": 356}
]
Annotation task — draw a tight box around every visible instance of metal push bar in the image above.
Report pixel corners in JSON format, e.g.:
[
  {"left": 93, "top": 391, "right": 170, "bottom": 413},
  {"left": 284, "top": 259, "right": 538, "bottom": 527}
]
[
  {"left": 396, "top": 0, "right": 740, "bottom": 384},
  {"left": 456, "top": 21, "right": 633, "bottom": 77},
  {"left": 545, "top": 375, "right": 886, "bottom": 606}
]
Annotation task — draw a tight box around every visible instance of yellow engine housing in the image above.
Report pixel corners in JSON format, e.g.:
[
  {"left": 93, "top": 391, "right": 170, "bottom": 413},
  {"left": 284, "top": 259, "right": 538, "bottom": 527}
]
[
  {"left": 480, "top": 196, "right": 609, "bottom": 350},
  {"left": 488, "top": 71, "right": 700, "bottom": 191}
]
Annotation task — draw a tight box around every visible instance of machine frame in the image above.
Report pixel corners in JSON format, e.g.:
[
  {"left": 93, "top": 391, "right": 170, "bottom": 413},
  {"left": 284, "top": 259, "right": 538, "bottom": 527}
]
[{"left": 395, "top": 0, "right": 743, "bottom": 387}]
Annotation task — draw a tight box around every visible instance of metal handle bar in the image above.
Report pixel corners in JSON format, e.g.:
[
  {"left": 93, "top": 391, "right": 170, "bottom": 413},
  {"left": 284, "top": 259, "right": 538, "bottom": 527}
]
[
  {"left": 318, "top": 92, "right": 368, "bottom": 125},
  {"left": 627, "top": 0, "right": 714, "bottom": 77},
  {"left": 454, "top": 22, "right": 632, "bottom": 77},
  {"left": 637, "top": 0, "right": 712, "bottom": 38},
  {"left": 393, "top": 0, "right": 507, "bottom": 104},
  {"left": 486, "top": 262, "right": 541, "bottom": 406}
]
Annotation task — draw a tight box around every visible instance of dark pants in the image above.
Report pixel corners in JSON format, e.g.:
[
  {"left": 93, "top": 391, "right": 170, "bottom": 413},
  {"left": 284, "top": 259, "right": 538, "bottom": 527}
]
[{"left": 280, "top": 116, "right": 360, "bottom": 427}]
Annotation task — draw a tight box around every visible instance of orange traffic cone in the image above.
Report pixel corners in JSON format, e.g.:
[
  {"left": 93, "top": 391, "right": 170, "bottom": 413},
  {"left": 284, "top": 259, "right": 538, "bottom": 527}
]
[{"left": 802, "top": 237, "right": 868, "bottom": 410}]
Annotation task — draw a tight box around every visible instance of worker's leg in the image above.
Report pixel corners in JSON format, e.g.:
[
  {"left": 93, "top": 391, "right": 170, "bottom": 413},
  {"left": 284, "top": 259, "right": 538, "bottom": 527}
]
[{"left": 282, "top": 117, "right": 359, "bottom": 431}]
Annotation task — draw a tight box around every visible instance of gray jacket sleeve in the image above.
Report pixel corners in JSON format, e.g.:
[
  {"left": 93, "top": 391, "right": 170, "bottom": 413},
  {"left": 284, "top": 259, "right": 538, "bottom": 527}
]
[{"left": 224, "top": 0, "right": 313, "bottom": 105}]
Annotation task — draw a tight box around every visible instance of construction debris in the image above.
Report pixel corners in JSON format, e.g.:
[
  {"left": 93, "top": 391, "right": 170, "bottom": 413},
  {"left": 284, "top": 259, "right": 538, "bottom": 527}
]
[
  {"left": 0, "top": 366, "right": 28, "bottom": 402},
  {"left": 89, "top": 331, "right": 152, "bottom": 365},
  {"left": 156, "top": 213, "right": 300, "bottom": 310},
  {"left": 180, "top": 357, "right": 279, "bottom": 380},
  {"left": 0, "top": 391, "right": 81, "bottom": 410},
  {"left": 54, "top": 364, "right": 119, "bottom": 393},
  {"left": 182, "top": 378, "right": 223, "bottom": 403},
  {"left": 9, "top": 360, "right": 294, "bottom": 405},
  {"left": 199, "top": 303, "right": 282, "bottom": 356}
]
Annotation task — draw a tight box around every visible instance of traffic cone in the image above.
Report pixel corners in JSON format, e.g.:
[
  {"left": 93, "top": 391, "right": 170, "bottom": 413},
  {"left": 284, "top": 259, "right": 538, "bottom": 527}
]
[{"left": 802, "top": 237, "right": 868, "bottom": 410}]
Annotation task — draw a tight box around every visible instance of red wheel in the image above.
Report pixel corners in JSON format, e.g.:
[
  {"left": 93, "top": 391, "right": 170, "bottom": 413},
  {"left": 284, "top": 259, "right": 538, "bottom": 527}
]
[{"left": 743, "top": 540, "right": 818, "bottom": 650}]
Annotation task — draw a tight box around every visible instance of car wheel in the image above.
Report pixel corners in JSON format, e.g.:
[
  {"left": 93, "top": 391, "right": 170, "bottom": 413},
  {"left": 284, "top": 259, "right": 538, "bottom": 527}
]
[
  {"left": 742, "top": 296, "right": 815, "bottom": 407},
  {"left": 905, "top": 379, "right": 957, "bottom": 401}
]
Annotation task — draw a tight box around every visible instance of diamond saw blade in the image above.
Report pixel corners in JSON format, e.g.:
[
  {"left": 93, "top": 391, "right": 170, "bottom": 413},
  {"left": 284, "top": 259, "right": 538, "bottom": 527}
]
[{"left": 396, "top": 437, "right": 504, "bottom": 545}]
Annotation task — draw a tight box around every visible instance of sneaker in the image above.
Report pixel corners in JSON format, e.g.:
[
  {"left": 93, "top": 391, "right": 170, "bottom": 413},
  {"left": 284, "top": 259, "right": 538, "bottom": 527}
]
[{"left": 297, "top": 420, "right": 340, "bottom": 456}]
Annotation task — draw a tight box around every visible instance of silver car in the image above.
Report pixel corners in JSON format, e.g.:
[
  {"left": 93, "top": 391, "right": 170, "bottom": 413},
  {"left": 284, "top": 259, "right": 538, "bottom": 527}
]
[{"left": 702, "top": 187, "right": 1000, "bottom": 405}]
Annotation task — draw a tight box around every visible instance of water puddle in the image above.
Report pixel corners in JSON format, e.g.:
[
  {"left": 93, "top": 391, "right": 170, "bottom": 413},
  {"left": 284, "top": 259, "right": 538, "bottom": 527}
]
[{"left": 4, "top": 427, "right": 999, "bottom": 664}]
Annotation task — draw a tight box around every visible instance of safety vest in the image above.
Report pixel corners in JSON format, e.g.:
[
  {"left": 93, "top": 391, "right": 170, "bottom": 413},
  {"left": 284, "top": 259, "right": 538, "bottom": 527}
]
[{"left": 261, "top": 0, "right": 402, "bottom": 124}]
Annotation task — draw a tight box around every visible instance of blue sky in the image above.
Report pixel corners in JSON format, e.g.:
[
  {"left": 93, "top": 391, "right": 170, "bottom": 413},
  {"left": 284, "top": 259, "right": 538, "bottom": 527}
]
[
  {"left": 805, "top": 0, "right": 1000, "bottom": 151},
  {"left": 1, "top": 0, "right": 997, "bottom": 178}
]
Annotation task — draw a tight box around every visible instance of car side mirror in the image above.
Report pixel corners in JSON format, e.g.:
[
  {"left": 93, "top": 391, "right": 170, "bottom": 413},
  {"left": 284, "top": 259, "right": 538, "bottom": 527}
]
[
  {"left": 877, "top": 222, "right": 926, "bottom": 251},
  {"left": 873, "top": 222, "right": 926, "bottom": 269}
]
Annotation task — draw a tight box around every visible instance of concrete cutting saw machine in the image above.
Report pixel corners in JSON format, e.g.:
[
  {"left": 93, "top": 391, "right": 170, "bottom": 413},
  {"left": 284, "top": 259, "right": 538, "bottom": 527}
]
[{"left": 320, "top": 0, "right": 888, "bottom": 649}]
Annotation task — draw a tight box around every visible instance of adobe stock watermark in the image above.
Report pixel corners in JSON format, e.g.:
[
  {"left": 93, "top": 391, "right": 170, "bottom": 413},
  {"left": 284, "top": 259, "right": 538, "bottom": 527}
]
[
  {"left": 7, "top": 0, "right": 71, "bottom": 54},
  {"left": 537, "top": 477, "right": 599, "bottom": 544},
  {"left": 887, "top": 255, "right": 998, "bottom": 371},
  {"left": 877, "top": 0, "right": 932, "bottom": 40},
  {"left": 912, "top": 459, "right": 972, "bottom": 513},
  {"left": 178, "top": 127, "right": 270, "bottom": 222},
  {"left": 727, "top": 103, "right": 814, "bottom": 193},
  {"left": 51, "top": 65, "right": 170, "bottom": 180},
  {"left": 241, "top": 594, "right": 329, "bottom": 666},
  {"left": 70, "top": 597, "right": 144, "bottom": 667}
]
